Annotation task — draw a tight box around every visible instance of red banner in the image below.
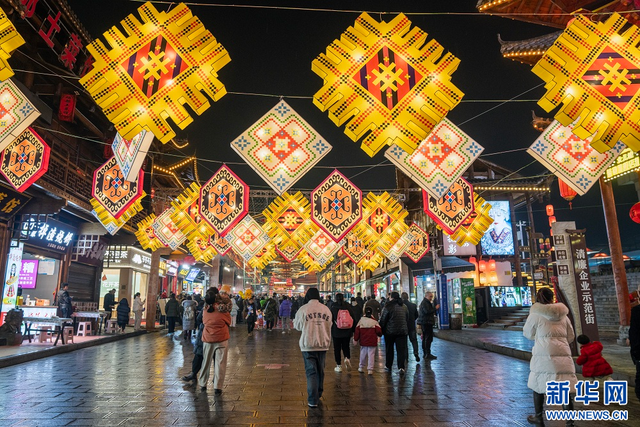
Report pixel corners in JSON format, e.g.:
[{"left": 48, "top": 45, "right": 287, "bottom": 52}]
[{"left": 58, "top": 93, "right": 76, "bottom": 122}]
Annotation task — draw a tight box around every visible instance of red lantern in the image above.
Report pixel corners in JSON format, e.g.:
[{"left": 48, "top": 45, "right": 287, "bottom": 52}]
[
  {"left": 558, "top": 179, "right": 578, "bottom": 209},
  {"left": 488, "top": 259, "right": 496, "bottom": 271},
  {"left": 546, "top": 205, "right": 554, "bottom": 216},
  {"left": 469, "top": 256, "right": 476, "bottom": 266},
  {"left": 630, "top": 202, "right": 640, "bottom": 224},
  {"left": 548, "top": 216, "right": 557, "bottom": 227},
  {"left": 479, "top": 260, "right": 486, "bottom": 272}
]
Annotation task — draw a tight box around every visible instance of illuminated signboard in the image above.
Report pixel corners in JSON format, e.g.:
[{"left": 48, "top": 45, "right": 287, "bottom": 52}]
[
  {"left": 480, "top": 201, "right": 515, "bottom": 256},
  {"left": 178, "top": 267, "right": 190, "bottom": 278},
  {"left": 185, "top": 268, "right": 200, "bottom": 282},
  {"left": 20, "top": 217, "right": 76, "bottom": 253},
  {"left": 603, "top": 148, "right": 640, "bottom": 182}
]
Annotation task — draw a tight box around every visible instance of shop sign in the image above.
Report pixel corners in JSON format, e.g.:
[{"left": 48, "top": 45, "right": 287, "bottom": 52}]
[
  {"left": 18, "top": 259, "right": 38, "bottom": 289},
  {"left": 0, "top": 182, "right": 30, "bottom": 220},
  {"left": 0, "top": 242, "right": 23, "bottom": 326},
  {"left": 18, "top": 0, "right": 93, "bottom": 76},
  {"left": 185, "top": 268, "right": 200, "bottom": 282},
  {"left": 21, "top": 217, "right": 76, "bottom": 253},
  {"left": 159, "top": 260, "right": 167, "bottom": 276},
  {"left": 103, "top": 247, "right": 152, "bottom": 272},
  {"left": 166, "top": 263, "right": 178, "bottom": 276},
  {"left": 460, "top": 278, "right": 476, "bottom": 325},
  {"left": 569, "top": 230, "right": 599, "bottom": 342},
  {"left": 604, "top": 148, "right": 640, "bottom": 182},
  {"left": 74, "top": 237, "right": 108, "bottom": 266},
  {"left": 441, "top": 233, "right": 476, "bottom": 257},
  {"left": 178, "top": 267, "right": 190, "bottom": 278}
]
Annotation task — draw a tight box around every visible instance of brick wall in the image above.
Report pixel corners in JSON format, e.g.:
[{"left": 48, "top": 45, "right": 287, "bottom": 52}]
[{"left": 591, "top": 272, "right": 640, "bottom": 331}]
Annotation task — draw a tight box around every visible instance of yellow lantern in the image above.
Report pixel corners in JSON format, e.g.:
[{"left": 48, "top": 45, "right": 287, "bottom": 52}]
[
  {"left": 353, "top": 192, "right": 408, "bottom": 255},
  {"left": 448, "top": 194, "right": 493, "bottom": 247},
  {"left": 0, "top": 8, "right": 25, "bottom": 81},
  {"left": 135, "top": 214, "right": 166, "bottom": 251}
]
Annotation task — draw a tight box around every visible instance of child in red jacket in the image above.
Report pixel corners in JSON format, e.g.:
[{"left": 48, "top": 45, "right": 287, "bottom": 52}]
[
  {"left": 577, "top": 334, "right": 613, "bottom": 379},
  {"left": 354, "top": 306, "right": 382, "bottom": 375}
]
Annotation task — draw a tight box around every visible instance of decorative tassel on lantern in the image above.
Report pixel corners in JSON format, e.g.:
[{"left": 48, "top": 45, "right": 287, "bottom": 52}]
[{"left": 558, "top": 179, "right": 578, "bottom": 209}]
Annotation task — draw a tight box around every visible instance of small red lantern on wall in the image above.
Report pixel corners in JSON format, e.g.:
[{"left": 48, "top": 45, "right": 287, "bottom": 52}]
[
  {"left": 546, "top": 205, "right": 554, "bottom": 216},
  {"left": 488, "top": 259, "right": 496, "bottom": 271},
  {"left": 558, "top": 179, "right": 578, "bottom": 209},
  {"left": 548, "top": 216, "right": 557, "bottom": 227},
  {"left": 479, "top": 260, "right": 486, "bottom": 272},
  {"left": 630, "top": 202, "right": 640, "bottom": 224}
]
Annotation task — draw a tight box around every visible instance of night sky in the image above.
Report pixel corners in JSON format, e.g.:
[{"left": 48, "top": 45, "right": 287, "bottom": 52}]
[{"left": 66, "top": 0, "right": 640, "bottom": 251}]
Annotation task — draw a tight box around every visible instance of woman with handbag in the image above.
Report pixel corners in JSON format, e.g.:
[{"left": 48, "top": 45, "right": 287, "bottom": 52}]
[{"left": 182, "top": 295, "right": 197, "bottom": 340}]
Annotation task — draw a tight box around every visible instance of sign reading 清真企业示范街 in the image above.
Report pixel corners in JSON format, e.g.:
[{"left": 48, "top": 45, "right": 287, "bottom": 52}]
[{"left": 569, "top": 230, "right": 599, "bottom": 342}]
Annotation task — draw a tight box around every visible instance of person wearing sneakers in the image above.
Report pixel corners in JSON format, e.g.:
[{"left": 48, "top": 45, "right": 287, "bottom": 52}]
[
  {"left": 379, "top": 291, "right": 409, "bottom": 375},
  {"left": 354, "top": 306, "right": 382, "bottom": 375},
  {"left": 330, "top": 292, "right": 355, "bottom": 372},
  {"left": 294, "top": 287, "right": 332, "bottom": 408},
  {"left": 279, "top": 295, "right": 292, "bottom": 333}
]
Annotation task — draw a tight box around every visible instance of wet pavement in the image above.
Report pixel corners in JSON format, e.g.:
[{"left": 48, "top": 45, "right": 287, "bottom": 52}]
[{"left": 0, "top": 327, "right": 638, "bottom": 426}]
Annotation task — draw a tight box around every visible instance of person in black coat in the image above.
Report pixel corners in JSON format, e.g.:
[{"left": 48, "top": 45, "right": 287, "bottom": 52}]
[
  {"left": 629, "top": 291, "right": 640, "bottom": 401},
  {"left": 103, "top": 289, "right": 117, "bottom": 321},
  {"left": 401, "top": 292, "right": 420, "bottom": 362},
  {"left": 417, "top": 291, "right": 439, "bottom": 360},
  {"left": 379, "top": 291, "right": 409, "bottom": 373},
  {"left": 116, "top": 298, "right": 130, "bottom": 333},
  {"left": 330, "top": 293, "right": 355, "bottom": 372},
  {"left": 56, "top": 283, "right": 73, "bottom": 318},
  {"left": 350, "top": 297, "right": 363, "bottom": 327}
]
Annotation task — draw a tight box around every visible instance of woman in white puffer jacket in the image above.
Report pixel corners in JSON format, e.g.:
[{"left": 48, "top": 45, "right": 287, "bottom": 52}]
[{"left": 523, "top": 287, "right": 577, "bottom": 426}]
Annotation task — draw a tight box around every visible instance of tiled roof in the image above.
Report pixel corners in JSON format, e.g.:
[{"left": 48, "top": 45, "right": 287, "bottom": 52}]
[{"left": 498, "top": 31, "right": 561, "bottom": 65}]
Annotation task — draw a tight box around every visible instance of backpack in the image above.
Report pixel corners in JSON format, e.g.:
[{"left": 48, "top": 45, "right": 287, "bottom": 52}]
[
  {"left": 184, "top": 305, "right": 194, "bottom": 321},
  {"left": 336, "top": 309, "right": 353, "bottom": 329}
]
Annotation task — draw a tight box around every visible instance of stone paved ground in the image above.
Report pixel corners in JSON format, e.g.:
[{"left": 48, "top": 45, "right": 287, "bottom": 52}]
[{"left": 0, "top": 327, "right": 638, "bottom": 426}]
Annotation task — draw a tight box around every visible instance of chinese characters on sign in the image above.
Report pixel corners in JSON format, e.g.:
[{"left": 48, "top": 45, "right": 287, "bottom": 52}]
[
  {"left": 18, "top": 259, "right": 38, "bottom": 289},
  {"left": 570, "top": 230, "right": 599, "bottom": 341},
  {"left": 546, "top": 380, "right": 627, "bottom": 406},
  {"left": 20, "top": 217, "right": 75, "bottom": 253},
  {"left": 0, "top": 182, "right": 30, "bottom": 220}
]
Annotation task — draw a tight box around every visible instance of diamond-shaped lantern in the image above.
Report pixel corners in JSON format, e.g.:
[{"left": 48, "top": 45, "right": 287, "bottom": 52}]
[
  {"left": 210, "top": 231, "right": 232, "bottom": 256},
  {"left": 0, "top": 9, "right": 25, "bottom": 81},
  {"left": 92, "top": 156, "right": 145, "bottom": 219},
  {"left": 304, "top": 229, "right": 344, "bottom": 267},
  {"left": 153, "top": 207, "right": 186, "bottom": 250},
  {"left": 263, "top": 192, "right": 318, "bottom": 262},
  {"left": 79, "top": 2, "right": 230, "bottom": 143},
  {"left": 448, "top": 194, "right": 493, "bottom": 247},
  {"left": 311, "top": 170, "right": 362, "bottom": 242},
  {"left": 423, "top": 177, "right": 474, "bottom": 235},
  {"left": 186, "top": 235, "right": 217, "bottom": 263},
  {"left": 200, "top": 164, "right": 249, "bottom": 236},
  {"left": 385, "top": 118, "right": 484, "bottom": 199},
  {"left": 342, "top": 231, "right": 371, "bottom": 264},
  {"left": 92, "top": 209, "right": 125, "bottom": 236},
  {"left": 226, "top": 215, "right": 270, "bottom": 262},
  {"left": 532, "top": 13, "right": 640, "bottom": 153},
  {"left": 135, "top": 214, "right": 166, "bottom": 251},
  {"left": 231, "top": 100, "right": 332, "bottom": 194},
  {"left": 312, "top": 13, "right": 463, "bottom": 157},
  {"left": 0, "top": 128, "right": 50, "bottom": 192},
  {"left": 248, "top": 241, "right": 277, "bottom": 270},
  {"left": 171, "top": 182, "right": 214, "bottom": 242},
  {"left": 527, "top": 120, "right": 625, "bottom": 195},
  {"left": 354, "top": 192, "right": 408, "bottom": 254},
  {"left": 0, "top": 80, "right": 40, "bottom": 152},
  {"left": 112, "top": 129, "right": 154, "bottom": 182},
  {"left": 358, "top": 250, "right": 385, "bottom": 272},
  {"left": 404, "top": 223, "right": 430, "bottom": 263},
  {"left": 378, "top": 229, "right": 413, "bottom": 263},
  {"left": 298, "top": 249, "right": 325, "bottom": 272}
]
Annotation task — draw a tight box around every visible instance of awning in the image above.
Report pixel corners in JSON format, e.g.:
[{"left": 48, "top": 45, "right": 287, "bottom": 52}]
[{"left": 401, "top": 256, "right": 475, "bottom": 274}]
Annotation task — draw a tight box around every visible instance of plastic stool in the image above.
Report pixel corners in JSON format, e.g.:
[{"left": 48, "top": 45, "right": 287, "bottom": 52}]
[
  {"left": 38, "top": 326, "right": 52, "bottom": 343},
  {"left": 77, "top": 321, "right": 92, "bottom": 337},
  {"left": 105, "top": 319, "right": 118, "bottom": 334},
  {"left": 63, "top": 326, "right": 74, "bottom": 343}
]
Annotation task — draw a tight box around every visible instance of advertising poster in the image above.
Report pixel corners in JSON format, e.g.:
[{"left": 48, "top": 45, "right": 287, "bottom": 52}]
[
  {"left": 481, "top": 200, "right": 515, "bottom": 256},
  {"left": 437, "top": 274, "right": 449, "bottom": 329},
  {"left": 460, "top": 278, "right": 476, "bottom": 325},
  {"left": 0, "top": 242, "right": 24, "bottom": 326},
  {"left": 18, "top": 259, "right": 38, "bottom": 289}
]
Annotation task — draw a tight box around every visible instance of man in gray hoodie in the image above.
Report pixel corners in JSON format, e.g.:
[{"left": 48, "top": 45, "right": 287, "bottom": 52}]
[{"left": 294, "top": 287, "right": 332, "bottom": 408}]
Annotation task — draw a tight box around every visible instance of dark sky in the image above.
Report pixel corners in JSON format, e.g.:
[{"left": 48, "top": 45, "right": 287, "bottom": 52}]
[{"left": 67, "top": 0, "right": 640, "bottom": 251}]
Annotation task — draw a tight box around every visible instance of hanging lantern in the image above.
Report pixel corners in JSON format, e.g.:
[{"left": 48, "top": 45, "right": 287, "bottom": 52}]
[
  {"left": 558, "top": 179, "right": 578, "bottom": 208},
  {"left": 488, "top": 271, "right": 498, "bottom": 283},
  {"left": 304, "top": 229, "right": 344, "bottom": 267},
  {"left": 354, "top": 192, "right": 408, "bottom": 254},
  {"left": 226, "top": 215, "right": 270, "bottom": 262},
  {"left": 548, "top": 216, "right": 557, "bottom": 227},
  {"left": 488, "top": 259, "right": 496, "bottom": 271},
  {"left": 630, "top": 202, "right": 640, "bottom": 224},
  {"left": 0, "top": 80, "right": 40, "bottom": 152},
  {"left": 423, "top": 177, "right": 475, "bottom": 235},
  {"left": 311, "top": 170, "right": 362, "bottom": 242},
  {"left": 200, "top": 164, "right": 249, "bottom": 236},
  {"left": 403, "top": 223, "right": 430, "bottom": 263},
  {"left": 1, "top": 128, "right": 50, "bottom": 192},
  {"left": 0, "top": 8, "right": 26, "bottom": 81},
  {"left": 479, "top": 273, "right": 487, "bottom": 285},
  {"left": 546, "top": 205, "right": 554, "bottom": 216},
  {"left": 478, "top": 260, "right": 486, "bottom": 272},
  {"left": 342, "top": 231, "right": 371, "bottom": 264},
  {"left": 468, "top": 256, "right": 476, "bottom": 266}
]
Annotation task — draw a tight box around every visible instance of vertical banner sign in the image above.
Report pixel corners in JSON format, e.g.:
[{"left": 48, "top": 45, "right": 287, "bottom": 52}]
[
  {"left": 437, "top": 274, "right": 449, "bottom": 329},
  {"left": 0, "top": 242, "right": 23, "bottom": 326},
  {"left": 460, "top": 278, "right": 477, "bottom": 326},
  {"left": 58, "top": 93, "right": 76, "bottom": 122},
  {"left": 569, "top": 230, "right": 599, "bottom": 342}
]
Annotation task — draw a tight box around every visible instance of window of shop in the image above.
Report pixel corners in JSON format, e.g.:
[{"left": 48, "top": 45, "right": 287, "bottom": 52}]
[
  {"left": 100, "top": 269, "right": 120, "bottom": 308},
  {"left": 131, "top": 271, "right": 148, "bottom": 318},
  {"left": 20, "top": 253, "right": 60, "bottom": 304}
]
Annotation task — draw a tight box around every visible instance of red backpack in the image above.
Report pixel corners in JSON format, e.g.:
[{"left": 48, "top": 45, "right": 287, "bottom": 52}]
[{"left": 336, "top": 309, "right": 353, "bottom": 329}]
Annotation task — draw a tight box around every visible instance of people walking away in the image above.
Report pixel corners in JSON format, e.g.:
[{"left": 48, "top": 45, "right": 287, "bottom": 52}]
[
  {"left": 291, "top": 296, "right": 300, "bottom": 320},
  {"left": 331, "top": 293, "right": 354, "bottom": 372},
  {"left": 230, "top": 297, "right": 239, "bottom": 327},
  {"left": 103, "top": 288, "right": 116, "bottom": 321},
  {"left": 56, "top": 283, "right": 73, "bottom": 318},
  {"left": 182, "top": 295, "right": 197, "bottom": 340},
  {"left": 244, "top": 296, "right": 259, "bottom": 336},
  {"left": 165, "top": 293, "right": 179, "bottom": 334},
  {"left": 132, "top": 293, "right": 145, "bottom": 330},
  {"left": 417, "top": 291, "right": 439, "bottom": 360},
  {"left": 354, "top": 306, "right": 382, "bottom": 375},
  {"left": 401, "top": 292, "right": 420, "bottom": 363},
  {"left": 294, "top": 287, "right": 332, "bottom": 408},
  {"left": 198, "top": 291, "right": 232, "bottom": 394},
  {"left": 325, "top": 295, "right": 332, "bottom": 308},
  {"left": 355, "top": 292, "right": 364, "bottom": 309},
  {"left": 523, "top": 287, "right": 577, "bottom": 426},
  {"left": 379, "top": 291, "right": 409, "bottom": 374},
  {"left": 279, "top": 295, "right": 292, "bottom": 333},
  {"left": 264, "top": 294, "right": 278, "bottom": 331},
  {"left": 628, "top": 290, "right": 640, "bottom": 401},
  {"left": 576, "top": 334, "right": 613, "bottom": 380},
  {"left": 182, "top": 310, "right": 205, "bottom": 383},
  {"left": 350, "top": 297, "right": 362, "bottom": 327},
  {"left": 364, "top": 296, "right": 381, "bottom": 321},
  {"left": 116, "top": 297, "right": 130, "bottom": 333}
]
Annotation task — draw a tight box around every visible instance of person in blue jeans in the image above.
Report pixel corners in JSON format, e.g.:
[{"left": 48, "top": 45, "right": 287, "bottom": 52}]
[{"left": 294, "top": 287, "right": 332, "bottom": 408}]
